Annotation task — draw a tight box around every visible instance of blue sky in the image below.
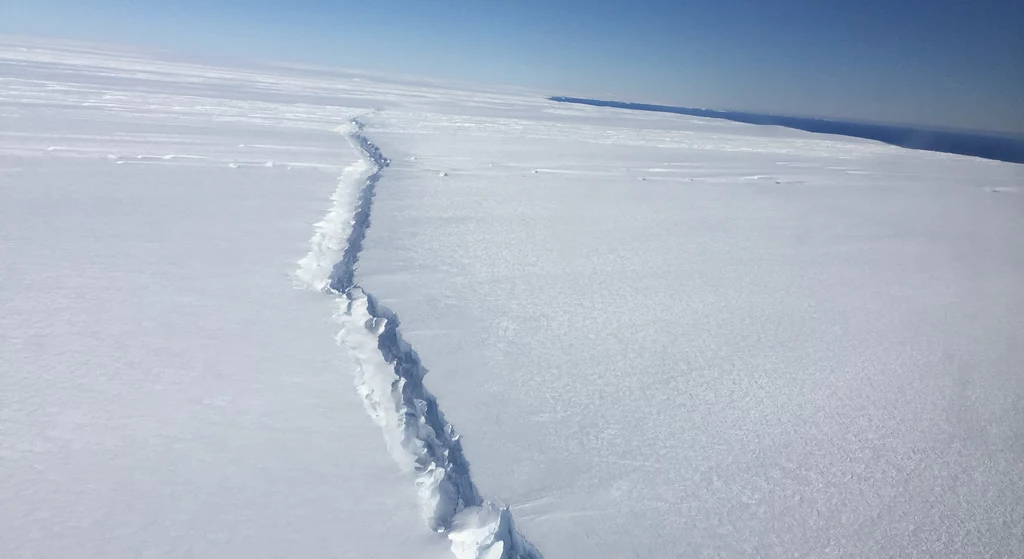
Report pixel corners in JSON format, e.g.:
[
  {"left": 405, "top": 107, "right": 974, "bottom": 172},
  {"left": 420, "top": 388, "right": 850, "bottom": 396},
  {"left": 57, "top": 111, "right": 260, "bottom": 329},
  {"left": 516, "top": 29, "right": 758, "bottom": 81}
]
[{"left": 5, "top": 0, "right": 1023, "bottom": 134}]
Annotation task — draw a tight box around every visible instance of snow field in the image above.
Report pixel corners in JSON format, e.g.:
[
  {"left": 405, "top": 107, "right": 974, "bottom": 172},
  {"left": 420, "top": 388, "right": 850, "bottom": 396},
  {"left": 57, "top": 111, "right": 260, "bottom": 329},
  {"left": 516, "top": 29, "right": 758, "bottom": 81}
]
[{"left": 4, "top": 37, "right": 1024, "bottom": 559}]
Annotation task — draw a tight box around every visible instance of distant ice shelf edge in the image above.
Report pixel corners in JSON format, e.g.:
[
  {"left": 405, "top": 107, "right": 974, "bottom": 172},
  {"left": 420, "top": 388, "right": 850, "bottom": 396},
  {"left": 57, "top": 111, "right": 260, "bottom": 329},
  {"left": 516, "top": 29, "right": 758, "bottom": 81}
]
[
  {"left": 295, "top": 118, "right": 543, "bottom": 559},
  {"left": 549, "top": 96, "right": 1024, "bottom": 165}
]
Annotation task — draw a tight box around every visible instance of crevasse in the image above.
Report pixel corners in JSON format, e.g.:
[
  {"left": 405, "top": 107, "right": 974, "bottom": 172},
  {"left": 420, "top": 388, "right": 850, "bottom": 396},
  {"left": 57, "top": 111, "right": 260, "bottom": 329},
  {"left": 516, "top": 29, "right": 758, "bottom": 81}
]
[{"left": 297, "top": 119, "right": 542, "bottom": 559}]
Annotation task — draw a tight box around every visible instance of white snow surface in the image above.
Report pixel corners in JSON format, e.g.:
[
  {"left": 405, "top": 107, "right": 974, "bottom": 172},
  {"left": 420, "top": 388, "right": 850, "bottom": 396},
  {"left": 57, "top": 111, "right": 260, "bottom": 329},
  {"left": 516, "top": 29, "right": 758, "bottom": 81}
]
[{"left": 3, "top": 37, "right": 1024, "bottom": 559}]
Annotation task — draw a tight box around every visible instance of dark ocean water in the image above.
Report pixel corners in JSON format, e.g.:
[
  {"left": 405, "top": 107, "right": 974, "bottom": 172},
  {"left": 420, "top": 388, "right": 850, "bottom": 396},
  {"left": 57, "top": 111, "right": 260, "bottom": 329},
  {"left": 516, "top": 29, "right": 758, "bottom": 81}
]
[{"left": 550, "top": 96, "right": 1024, "bottom": 165}]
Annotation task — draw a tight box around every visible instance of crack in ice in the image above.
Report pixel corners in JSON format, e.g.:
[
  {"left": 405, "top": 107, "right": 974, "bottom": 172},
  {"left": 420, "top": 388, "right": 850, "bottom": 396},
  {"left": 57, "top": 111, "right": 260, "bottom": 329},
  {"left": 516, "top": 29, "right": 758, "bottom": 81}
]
[{"left": 297, "top": 118, "right": 542, "bottom": 559}]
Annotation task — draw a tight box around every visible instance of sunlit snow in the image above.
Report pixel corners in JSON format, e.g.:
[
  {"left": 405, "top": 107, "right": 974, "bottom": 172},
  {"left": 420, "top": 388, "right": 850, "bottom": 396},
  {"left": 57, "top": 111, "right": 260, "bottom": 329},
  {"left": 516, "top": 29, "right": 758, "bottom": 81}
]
[{"left": 2, "top": 38, "right": 1022, "bottom": 559}]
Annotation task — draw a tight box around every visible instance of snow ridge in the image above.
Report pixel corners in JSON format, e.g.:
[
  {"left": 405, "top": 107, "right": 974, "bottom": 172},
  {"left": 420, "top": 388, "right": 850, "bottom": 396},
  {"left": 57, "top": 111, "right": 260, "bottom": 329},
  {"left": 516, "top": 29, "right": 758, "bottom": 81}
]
[{"left": 298, "top": 119, "right": 542, "bottom": 559}]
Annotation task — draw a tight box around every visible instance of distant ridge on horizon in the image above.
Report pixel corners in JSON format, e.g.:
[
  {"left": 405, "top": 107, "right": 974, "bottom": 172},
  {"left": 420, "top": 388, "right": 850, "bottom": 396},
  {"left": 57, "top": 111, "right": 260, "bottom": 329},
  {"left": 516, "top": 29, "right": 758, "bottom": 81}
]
[{"left": 551, "top": 96, "right": 1024, "bottom": 165}]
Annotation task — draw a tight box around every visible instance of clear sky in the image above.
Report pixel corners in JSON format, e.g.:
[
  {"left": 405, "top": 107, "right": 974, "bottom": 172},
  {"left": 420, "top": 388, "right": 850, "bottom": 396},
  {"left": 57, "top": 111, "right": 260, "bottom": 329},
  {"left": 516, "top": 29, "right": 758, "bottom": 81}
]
[{"left": 4, "top": 0, "right": 1023, "bottom": 134}]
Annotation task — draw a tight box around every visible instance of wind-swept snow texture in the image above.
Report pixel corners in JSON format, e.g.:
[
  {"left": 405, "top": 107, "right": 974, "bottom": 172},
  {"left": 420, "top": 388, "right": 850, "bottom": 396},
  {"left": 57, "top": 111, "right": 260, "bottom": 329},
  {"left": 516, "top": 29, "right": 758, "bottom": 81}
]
[
  {"left": 4, "top": 37, "right": 1024, "bottom": 559},
  {"left": 356, "top": 91, "right": 1024, "bottom": 558},
  {"left": 297, "top": 120, "right": 540, "bottom": 559}
]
